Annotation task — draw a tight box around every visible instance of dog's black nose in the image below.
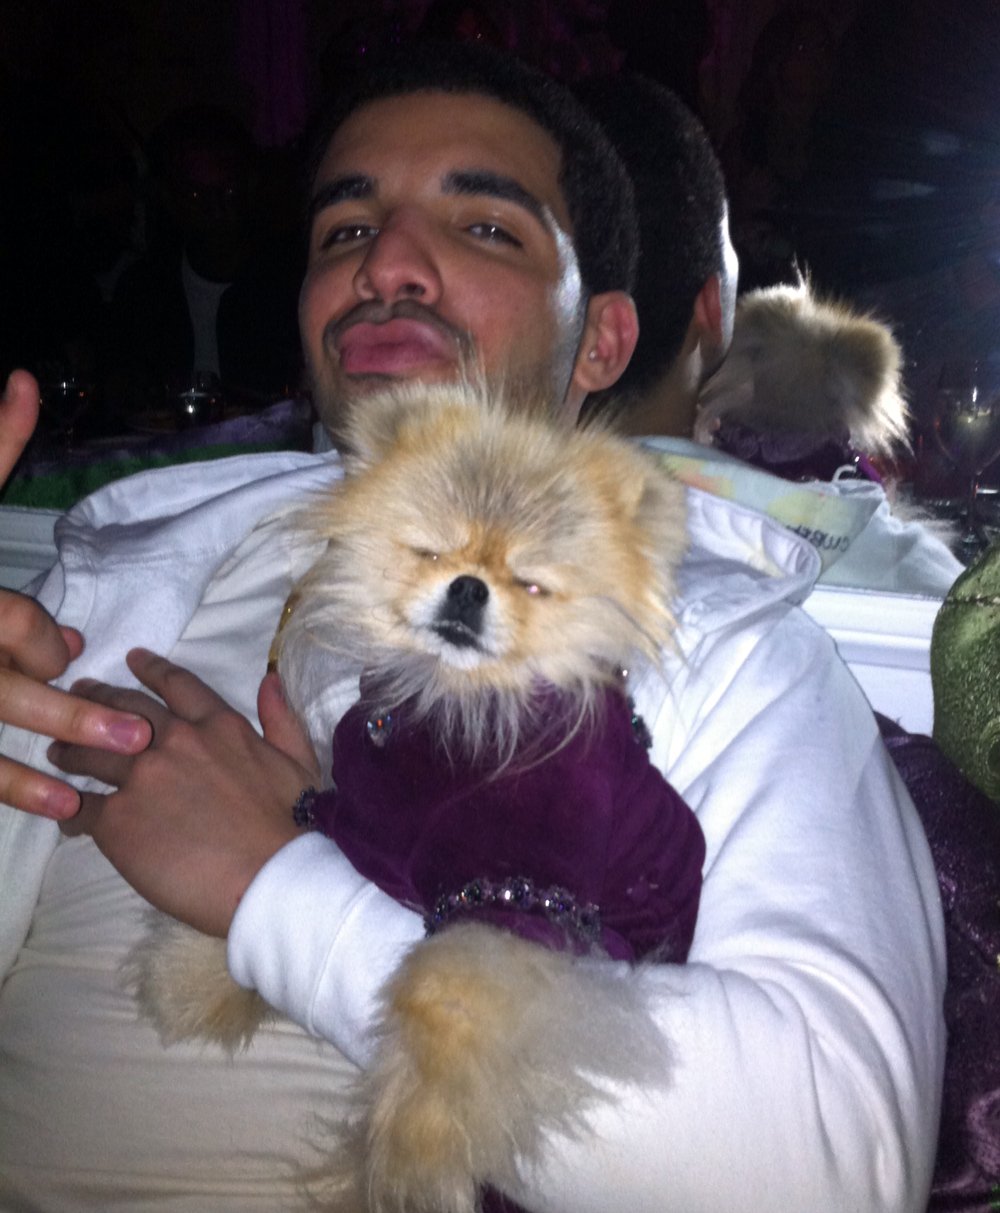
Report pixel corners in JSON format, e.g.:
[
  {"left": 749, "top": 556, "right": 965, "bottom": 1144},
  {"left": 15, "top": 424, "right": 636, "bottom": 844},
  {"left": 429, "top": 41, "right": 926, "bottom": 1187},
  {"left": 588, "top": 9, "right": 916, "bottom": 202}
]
[
  {"left": 434, "top": 575, "right": 489, "bottom": 646},
  {"left": 447, "top": 575, "right": 489, "bottom": 611}
]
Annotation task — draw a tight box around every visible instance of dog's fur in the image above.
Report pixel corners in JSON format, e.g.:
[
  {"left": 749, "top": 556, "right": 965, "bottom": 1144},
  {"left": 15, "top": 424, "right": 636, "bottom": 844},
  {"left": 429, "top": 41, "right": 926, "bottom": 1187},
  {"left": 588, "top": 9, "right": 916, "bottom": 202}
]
[
  {"left": 278, "top": 379, "right": 686, "bottom": 767},
  {"left": 695, "top": 273, "right": 909, "bottom": 457},
  {"left": 130, "top": 380, "right": 688, "bottom": 1212}
]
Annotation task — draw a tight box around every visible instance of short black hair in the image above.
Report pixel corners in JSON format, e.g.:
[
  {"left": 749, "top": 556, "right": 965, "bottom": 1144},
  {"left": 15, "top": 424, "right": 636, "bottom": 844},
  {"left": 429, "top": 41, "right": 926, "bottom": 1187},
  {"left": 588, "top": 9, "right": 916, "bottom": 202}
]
[
  {"left": 578, "top": 74, "right": 729, "bottom": 394},
  {"left": 306, "top": 40, "right": 637, "bottom": 299}
]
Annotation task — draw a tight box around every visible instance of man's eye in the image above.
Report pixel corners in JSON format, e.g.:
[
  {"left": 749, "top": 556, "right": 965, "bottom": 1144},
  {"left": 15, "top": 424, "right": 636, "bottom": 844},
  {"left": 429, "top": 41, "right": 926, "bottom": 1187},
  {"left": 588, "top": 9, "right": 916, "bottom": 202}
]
[
  {"left": 319, "top": 223, "right": 377, "bottom": 250},
  {"left": 466, "top": 222, "right": 521, "bottom": 247}
]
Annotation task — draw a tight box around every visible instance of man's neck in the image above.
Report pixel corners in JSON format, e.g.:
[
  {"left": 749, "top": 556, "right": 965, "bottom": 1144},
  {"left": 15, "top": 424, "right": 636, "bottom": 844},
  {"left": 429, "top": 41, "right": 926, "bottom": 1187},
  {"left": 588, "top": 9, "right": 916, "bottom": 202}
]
[{"left": 617, "top": 354, "right": 700, "bottom": 439}]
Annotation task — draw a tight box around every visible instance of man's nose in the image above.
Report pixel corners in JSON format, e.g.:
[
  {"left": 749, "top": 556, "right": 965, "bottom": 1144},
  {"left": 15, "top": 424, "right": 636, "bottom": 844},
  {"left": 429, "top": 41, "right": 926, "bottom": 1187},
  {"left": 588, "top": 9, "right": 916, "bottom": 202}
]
[{"left": 353, "top": 212, "right": 444, "bottom": 305}]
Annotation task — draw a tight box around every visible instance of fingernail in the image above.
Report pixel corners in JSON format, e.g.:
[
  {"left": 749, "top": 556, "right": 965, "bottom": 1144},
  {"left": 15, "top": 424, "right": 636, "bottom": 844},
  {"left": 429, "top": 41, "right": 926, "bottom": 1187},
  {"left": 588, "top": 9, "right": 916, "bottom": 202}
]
[
  {"left": 103, "top": 715, "right": 149, "bottom": 750},
  {"left": 41, "top": 783, "right": 79, "bottom": 819}
]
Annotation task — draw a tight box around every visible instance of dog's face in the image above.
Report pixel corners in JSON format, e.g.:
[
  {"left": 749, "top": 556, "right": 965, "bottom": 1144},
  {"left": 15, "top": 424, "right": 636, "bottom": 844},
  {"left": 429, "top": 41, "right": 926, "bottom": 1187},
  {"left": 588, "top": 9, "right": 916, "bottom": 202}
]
[
  {"left": 371, "top": 467, "right": 645, "bottom": 684},
  {"left": 287, "top": 383, "right": 687, "bottom": 700}
]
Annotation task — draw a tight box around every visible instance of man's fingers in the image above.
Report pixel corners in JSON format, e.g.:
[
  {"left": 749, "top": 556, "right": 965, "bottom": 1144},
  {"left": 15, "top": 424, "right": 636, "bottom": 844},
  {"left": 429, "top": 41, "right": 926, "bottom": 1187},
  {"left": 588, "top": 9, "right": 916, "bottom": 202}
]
[
  {"left": 0, "top": 592, "right": 77, "bottom": 682},
  {"left": 0, "top": 755, "right": 81, "bottom": 819},
  {"left": 0, "top": 370, "right": 40, "bottom": 484},
  {"left": 59, "top": 626, "right": 85, "bottom": 663},
  {"left": 58, "top": 789, "right": 104, "bottom": 837},
  {"left": 0, "top": 671, "right": 151, "bottom": 752},
  {"left": 258, "top": 670, "right": 320, "bottom": 778},
  {"left": 48, "top": 737, "right": 134, "bottom": 788},
  {"left": 69, "top": 676, "right": 163, "bottom": 719},
  {"left": 126, "top": 647, "right": 232, "bottom": 720}
]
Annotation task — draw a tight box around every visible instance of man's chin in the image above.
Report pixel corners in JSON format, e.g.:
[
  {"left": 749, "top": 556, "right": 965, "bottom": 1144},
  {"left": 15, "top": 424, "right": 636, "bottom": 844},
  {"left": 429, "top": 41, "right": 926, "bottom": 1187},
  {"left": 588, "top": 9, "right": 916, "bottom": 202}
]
[
  {"left": 310, "top": 364, "right": 463, "bottom": 438},
  {"left": 341, "top": 362, "right": 464, "bottom": 401},
  {"left": 310, "top": 361, "right": 568, "bottom": 441}
]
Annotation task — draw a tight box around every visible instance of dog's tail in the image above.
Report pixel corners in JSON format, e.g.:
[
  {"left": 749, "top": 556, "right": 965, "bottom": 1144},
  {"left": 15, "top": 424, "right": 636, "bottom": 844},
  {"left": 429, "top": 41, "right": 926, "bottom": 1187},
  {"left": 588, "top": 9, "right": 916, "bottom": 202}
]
[{"left": 314, "top": 923, "right": 673, "bottom": 1213}]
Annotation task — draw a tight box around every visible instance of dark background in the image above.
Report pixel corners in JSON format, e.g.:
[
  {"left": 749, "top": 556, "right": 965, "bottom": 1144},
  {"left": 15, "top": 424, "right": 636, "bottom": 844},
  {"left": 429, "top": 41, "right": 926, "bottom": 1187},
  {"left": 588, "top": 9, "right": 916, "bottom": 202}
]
[{"left": 3, "top": 0, "right": 1000, "bottom": 424}]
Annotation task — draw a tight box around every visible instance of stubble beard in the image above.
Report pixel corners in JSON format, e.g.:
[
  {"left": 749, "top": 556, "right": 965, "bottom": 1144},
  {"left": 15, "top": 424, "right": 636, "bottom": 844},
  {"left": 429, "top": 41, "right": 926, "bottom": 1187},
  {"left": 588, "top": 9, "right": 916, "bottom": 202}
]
[{"left": 310, "top": 336, "right": 585, "bottom": 449}]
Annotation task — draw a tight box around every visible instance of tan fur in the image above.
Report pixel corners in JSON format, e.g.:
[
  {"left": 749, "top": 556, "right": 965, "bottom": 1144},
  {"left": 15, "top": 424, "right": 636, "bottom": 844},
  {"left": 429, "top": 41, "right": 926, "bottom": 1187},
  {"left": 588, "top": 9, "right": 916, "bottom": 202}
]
[
  {"left": 306, "top": 925, "right": 674, "bottom": 1213},
  {"left": 127, "top": 917, "right": 270, "bottom": 1049},
  {"left": 695, "top": 274, "right": 909, "bottom": 456},
  {"left": 135, "top": 380, "right": 686, "bottom": 1211},
  {"left": 276, "top": 379, "right": 687, "bottom": 765}
]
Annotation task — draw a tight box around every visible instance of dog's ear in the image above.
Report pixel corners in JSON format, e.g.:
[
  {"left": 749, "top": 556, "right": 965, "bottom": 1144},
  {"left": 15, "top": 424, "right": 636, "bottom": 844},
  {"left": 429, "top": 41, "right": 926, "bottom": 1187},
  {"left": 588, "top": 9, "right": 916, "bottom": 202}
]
[
  {"left": 340, "top": 388, "right": 418, "bottom": 471},
  {"left": 632, "top": 458, "right": 688, "bottom": 572},
  {"left": 598, "top": 447, "right": 687, "bottom": 657},
  {"left": 600, "top": 444, "right": 687, "bottom": 590},
  {"left": 340, "top": 375, "right": 504, "bottom": 472}
]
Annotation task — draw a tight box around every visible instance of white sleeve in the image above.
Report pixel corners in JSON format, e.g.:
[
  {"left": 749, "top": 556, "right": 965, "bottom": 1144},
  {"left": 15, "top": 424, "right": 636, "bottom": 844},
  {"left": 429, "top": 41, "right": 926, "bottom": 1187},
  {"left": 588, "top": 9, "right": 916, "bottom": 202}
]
[
  {"left": 227, "top": 831, "right": 424, "bottom": 1066},
  {"left": 228, "top": 604, "right": 946, "bottom": 1211},
  {"left": 507, "top": 605, "right": 946, "bottom": 1213}
]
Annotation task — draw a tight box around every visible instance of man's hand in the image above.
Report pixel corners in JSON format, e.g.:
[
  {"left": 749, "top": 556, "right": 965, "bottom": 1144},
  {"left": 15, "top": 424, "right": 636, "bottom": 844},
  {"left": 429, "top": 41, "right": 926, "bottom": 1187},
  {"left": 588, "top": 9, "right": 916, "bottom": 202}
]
[
  {"left": 52, "top": 648, "right": 320, "bottom": 937},
  {"left": 0, "top": 371, "right": 152, "bottom": 817}
]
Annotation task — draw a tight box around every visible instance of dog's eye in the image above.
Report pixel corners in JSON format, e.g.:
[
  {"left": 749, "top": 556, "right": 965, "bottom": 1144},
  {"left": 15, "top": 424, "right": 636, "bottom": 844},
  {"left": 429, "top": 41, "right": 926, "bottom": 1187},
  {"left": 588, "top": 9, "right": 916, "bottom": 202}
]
[
  {"left": 413, "top": 548, "right": 439, "bottom": 562},
  {"left": 515, "top": 578, "right": 549, "bottom": 597}
]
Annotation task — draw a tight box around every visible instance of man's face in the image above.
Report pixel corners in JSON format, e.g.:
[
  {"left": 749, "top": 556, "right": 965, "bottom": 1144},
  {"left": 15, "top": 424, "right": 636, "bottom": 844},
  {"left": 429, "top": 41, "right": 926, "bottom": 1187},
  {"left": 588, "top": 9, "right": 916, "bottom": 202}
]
[{"left": 300, "top": 91, "right": 590, "bottom": 437}]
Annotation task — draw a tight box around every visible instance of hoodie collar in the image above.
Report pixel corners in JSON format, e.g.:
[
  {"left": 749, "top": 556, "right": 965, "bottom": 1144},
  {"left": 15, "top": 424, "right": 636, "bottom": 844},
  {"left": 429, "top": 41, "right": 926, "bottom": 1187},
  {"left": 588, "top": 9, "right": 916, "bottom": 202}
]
[{"left": 676, "top": 483, "right": 820, "bottom": 637}]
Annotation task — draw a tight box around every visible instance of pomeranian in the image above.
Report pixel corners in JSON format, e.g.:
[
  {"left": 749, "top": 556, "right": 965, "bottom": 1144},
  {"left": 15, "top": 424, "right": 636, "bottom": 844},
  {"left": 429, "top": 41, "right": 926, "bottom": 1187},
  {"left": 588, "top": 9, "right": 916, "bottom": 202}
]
[
  {"left": 131, "top": 380, "right": 704, "bottom": 1213},
  {"left": 694, "top": 272, "right": 909, "bottom": 459}
]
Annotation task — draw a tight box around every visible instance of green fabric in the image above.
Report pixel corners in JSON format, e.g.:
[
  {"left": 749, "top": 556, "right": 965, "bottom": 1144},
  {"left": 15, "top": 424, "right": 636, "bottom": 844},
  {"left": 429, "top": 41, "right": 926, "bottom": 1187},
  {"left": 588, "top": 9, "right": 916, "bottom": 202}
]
[
  {"left": 931, "top": 537, "right": 1000, "bottom": 802},
  {"left": 0, "top": 442, "right": 288, "bottom": 512}
]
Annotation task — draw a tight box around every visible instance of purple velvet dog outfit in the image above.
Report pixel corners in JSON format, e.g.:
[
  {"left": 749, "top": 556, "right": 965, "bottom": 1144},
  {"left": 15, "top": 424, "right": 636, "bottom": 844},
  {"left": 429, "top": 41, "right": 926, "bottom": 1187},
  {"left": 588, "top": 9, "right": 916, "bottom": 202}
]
[{"left": 303, "top": 681, "right": 705, "bottom": 964}]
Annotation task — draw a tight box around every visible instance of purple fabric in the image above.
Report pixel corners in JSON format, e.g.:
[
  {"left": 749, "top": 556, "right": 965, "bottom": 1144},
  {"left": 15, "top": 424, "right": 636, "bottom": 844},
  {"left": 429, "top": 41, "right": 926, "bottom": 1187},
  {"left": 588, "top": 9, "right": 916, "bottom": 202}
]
[
  {"left": 311, "top": 684, "right": 705, "bottom": 964},
  {"left": 713, "top": 418, "right": 884, "bottom": 485},
  {"left": 877, "top": 714, "right": 1000, "bottom": 1209}
]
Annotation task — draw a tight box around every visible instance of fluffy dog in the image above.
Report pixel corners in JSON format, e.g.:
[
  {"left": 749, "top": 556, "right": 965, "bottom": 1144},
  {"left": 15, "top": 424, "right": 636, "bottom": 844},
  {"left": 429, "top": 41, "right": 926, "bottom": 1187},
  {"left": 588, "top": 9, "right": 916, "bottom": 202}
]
[
  {"left": 695, "top": 273, "right": 909, "bottom": 458},
  {"left": 131, "top": 381, "right": 703, "bottom": 1213}
]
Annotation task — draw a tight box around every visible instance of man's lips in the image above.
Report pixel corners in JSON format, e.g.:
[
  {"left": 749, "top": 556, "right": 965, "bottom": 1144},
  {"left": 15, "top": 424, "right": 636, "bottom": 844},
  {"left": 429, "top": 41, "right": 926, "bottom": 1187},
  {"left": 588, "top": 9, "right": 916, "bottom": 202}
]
[{"left": 335, "top": 318, "right": 460, "bottom": 376}]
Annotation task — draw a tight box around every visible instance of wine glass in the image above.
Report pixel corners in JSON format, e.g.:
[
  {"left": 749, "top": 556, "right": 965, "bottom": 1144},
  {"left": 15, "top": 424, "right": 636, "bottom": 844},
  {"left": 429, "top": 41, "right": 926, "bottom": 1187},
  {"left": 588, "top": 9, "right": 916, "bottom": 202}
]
[
  {"left": 168, "top": 371, "right": 224, "bottom": 430},
  {"left": 38, "top": 376, "right": 93, "bottom": 451},
  {"left": 933, "top": 360, "right": 1000, "bottom": 555}
]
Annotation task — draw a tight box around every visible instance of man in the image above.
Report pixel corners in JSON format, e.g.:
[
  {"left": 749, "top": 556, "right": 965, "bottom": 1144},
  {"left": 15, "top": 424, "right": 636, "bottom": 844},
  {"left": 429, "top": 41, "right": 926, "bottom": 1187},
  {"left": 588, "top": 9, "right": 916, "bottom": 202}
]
[
  {"left": 0, "top": 42, "right": 943, "bottom": 1212},
  {"left": 577, "top": 71, "right": 737, "bottom": 440},
  {"left": 104, "top": 104, "right": 302, "bottom": 417},
  {"left": 583, "top": 71, "right": 963, "bottom": 597}
]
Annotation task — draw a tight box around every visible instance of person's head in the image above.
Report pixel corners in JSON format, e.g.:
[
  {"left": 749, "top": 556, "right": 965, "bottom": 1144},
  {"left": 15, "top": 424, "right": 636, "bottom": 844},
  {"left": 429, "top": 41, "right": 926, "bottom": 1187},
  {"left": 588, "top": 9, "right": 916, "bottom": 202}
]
[
  {"left": 578, "top": 74, "right": 737, "bottom": 435},
  {"left": 299, "top": 40, "right": 639, "bottom": 440},
  {"left": 147, "top": 105, "right": 259, "bottom": 280}
]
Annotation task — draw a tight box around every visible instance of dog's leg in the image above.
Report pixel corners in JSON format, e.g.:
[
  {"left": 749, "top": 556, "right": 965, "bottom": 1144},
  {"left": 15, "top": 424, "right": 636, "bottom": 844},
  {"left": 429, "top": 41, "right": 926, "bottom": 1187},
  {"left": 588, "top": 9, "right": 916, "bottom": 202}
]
[
  {"left": 126, "top": 915, "right": 271, "bottom": 1050},
  {"left": 351, "top": 923, "right": 673, "bottom": 1213}
]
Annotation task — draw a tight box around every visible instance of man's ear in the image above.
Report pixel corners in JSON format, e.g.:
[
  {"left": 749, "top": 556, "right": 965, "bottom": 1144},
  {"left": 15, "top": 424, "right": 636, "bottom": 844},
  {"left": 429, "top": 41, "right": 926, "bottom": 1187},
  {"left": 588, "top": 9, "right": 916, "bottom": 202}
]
[
  {"left": 693, "top": 274, "right": 725, "bottom": 346},
  {"left": 571, "top": 290, "right": 639, "bottom": 396}
]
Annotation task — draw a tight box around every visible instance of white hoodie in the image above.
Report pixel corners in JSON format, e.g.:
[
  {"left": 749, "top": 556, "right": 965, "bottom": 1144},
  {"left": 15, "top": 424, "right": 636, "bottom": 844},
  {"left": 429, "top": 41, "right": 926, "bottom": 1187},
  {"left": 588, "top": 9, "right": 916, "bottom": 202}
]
[{"left": 0, "top": 451, "right": 945, "bottom": 1212}]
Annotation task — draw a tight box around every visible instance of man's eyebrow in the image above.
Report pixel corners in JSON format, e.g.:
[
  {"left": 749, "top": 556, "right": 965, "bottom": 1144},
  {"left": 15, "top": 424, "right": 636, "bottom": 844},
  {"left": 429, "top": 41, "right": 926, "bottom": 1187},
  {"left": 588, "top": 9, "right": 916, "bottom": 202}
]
[
  {"left": 442, "top": 170, "right": 551, "bottom": 229},
  {"left": 308, "top": 175, "right": 373, "bottom": 220}
]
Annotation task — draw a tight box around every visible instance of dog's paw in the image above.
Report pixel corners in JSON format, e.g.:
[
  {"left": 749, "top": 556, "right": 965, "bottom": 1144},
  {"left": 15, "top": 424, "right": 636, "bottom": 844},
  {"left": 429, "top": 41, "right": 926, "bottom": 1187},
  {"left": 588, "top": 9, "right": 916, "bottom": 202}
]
[
  {"left": 355, "top": 923, "right": 675, "bottom": 1213},
  {"left": 126, "top": 916, "right": 271, "bottom": 1051}
]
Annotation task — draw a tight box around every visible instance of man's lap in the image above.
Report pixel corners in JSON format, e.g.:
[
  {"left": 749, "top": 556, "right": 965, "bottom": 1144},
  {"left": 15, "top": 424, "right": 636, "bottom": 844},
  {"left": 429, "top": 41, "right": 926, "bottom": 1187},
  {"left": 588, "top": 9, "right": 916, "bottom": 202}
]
[{"left": 0, "top": 831, "right": 356, "bottom": 1210}]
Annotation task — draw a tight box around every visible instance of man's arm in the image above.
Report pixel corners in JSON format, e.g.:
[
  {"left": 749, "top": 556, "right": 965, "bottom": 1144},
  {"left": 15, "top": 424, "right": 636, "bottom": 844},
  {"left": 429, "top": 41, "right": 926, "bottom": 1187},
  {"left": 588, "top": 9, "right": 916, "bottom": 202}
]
[
  {"left": 0, "top": 371, "right": 151, "bottom": 817},
  {"left": 226, "top": 605, "right": 947, "bottom": 1211},
  {"left": 40, "top": 550, "right": 944, "bottom": 1208}
]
